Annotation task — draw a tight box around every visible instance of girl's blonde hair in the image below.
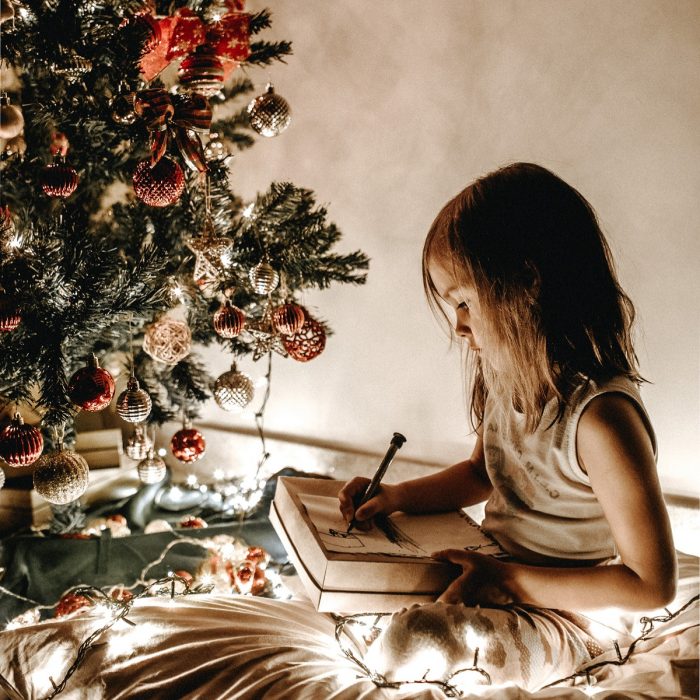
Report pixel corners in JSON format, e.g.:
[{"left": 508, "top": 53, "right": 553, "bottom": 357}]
[{"left": 423, "top": 162, "right": 642, "bottom": 432}]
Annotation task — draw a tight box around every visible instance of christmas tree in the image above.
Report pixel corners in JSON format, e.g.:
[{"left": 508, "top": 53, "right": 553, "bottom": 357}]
[{"left": 0, "top": 0, "right": 368, "bottom": 503}]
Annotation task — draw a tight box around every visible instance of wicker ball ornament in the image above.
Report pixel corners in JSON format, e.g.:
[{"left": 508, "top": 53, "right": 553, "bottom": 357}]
[
  {"left": 272, "top": 302, "right": 305, "bottom": 336},
  {"left": 116, "top": 376, "right": 152, "bottom": 423},
  {"left": 0, "top": 94, "right": 24, "bottom": 140},
  {"left": 213, "top": 301, "right": 246, "bottom": 338},
  {"left": 0, "top": 413, "right": 44, "bottom": 467},
  {"left": 170, "top": 427, "right": 206, "bottom": 463},
  {"left": 125, "top": 425, "right": 152, "bottom": 461},
  {"left": 178, "top": 46, "right": 224, "bottom": 97},
  {"left": 41, "top": 161, "right": 79, "bottom": 198},
  {"left": 282, "top": 316, "right": 327, "bottom": 362},
  {"left": 249, "top": 261, "right": 279, "bottom": 295},
  {"left": 247, "top": 84, "right": 291, "bottom": 138},
  {"left": 133, "top": 157, "right": 185, "bottom": 207},
  {"left": 33, "top": 449, "right": 90, "bottom": 504},
  {"left": 0, "top": 292, "right": 21, "bottom": 332},
  {"left": 67, "top": 355, "right": 115, "bottom": 412},
  {"left": 143, "top": 318, "right": 191, "bottom": 365},
  {"left": 213, "top": 365, "right": 254, "bottom": 412},
  {"left": 137, "top": 450, "right": 167, "bottom": 485}
]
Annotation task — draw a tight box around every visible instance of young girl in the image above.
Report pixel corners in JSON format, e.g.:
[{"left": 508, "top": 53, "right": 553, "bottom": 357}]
[{"left": 339, "top": 162, "right": 678, "bottom": 688}]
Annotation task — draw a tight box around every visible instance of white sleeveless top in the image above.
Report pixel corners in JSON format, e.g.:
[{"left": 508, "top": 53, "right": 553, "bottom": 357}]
[{"left": 481, "top": 376, "right": 656, "bottom": 564}]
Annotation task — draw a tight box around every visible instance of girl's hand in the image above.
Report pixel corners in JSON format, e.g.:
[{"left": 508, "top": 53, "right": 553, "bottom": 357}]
[
  {"left": 338, "top": 477, "right": 402, "bottom": 530},
  {"left": 431, "top": 549, "right": 513, "bottom": 606}
]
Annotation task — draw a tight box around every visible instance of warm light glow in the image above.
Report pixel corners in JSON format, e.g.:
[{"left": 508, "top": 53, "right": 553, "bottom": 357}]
[
  {"left": 213, "top": 469, "right": 225, "bottom": 481},
  {"left": 32, "top": 649, "right": 69, "bottom": 694},
  {"left": 186, "top": 474, "right": 198, "bottom": 487},
  {"left": 396, "top": 647, "right": 448, "bottom": 680},
  {"left": 171, "top": 282, "right": 186, "bottom": 303},
  {"left": 157, "top": 447, "right": 167, "bottom": 457},
  {"left": 242, "top": 203, "right": 255, "bottom": 218},
  {"left": 7, "top": 233, "right": 24, "bottom": 250}
]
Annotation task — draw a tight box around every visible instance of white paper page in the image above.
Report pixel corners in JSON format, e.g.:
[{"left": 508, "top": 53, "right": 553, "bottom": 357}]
[{"left": 299, "top": 493, "right": 504, "bottom": 558}]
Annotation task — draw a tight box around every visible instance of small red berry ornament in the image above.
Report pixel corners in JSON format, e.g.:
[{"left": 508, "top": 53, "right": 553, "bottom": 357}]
[
  {"left": 272, "top": 302, "right": 305, "bottom": 335},
  {"left": 133, "top": 157, "right": 185, "bottom": 207},
  {"left": 67, "top": 353, "right": 115, "bottom": 411},
  {"left": 41, "top": 157, "right": 79, "bottom": 198},
  {"left": 282, "top": 315, "right": 327, "bottom": 362},
  {"left": 55, "top": 593, "right": 91, "bottom": 618},
  {"left": 0, "top": 291, "right": 21, "bottom": 332},
  {"left": 0, "top": 413, "right": 44, "bottom": 467},
  {"left": 170, "top": 424, "right": 206, "bottom": 463},
  {"left": 213, "top": 300, "right": 246, "bottom": 338}
]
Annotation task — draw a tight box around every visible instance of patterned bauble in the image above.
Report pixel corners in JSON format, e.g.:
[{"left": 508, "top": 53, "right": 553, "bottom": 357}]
[
  {"left": 116, "top": 376, "right": 152, "bottom": 423},
  {"left": 213, "top": 300, "right": 246, "bottom": 338},
  {"left": 178, "top": 45, "right": 224, "bottom": 97},
  {"left": 170, "top": 427, "right": 206, "bottom": 463},
  {"left": 110, "top": 91, "right": 137, "bottom": 125},
  {"left": 33, "top": 449, "right": 90, "bottom": 504},
  {"left": 272, "top": 302, "right": 305, "bottom": 336},
  {"left": 249, "top": 260, "right": 279, "bottom": 295},
  {"left": 213, "top": 364, "right": 254, "bottom": 411},
  {"left": 143, "top": 318, "right": 191, "bottom": 365},
  {"left": 246, "top": 84, "right": 291, "bottom": 138},
  {"left": 67, "top": 354, "right": 115, "bottom": 411},
  {"left": 0, "top": 413, "right": 44, "bottom": 467},
  {"left": 54, "top": 47, "right": 93, "bottom": 81},
  {"left": 0, "top": 291, "right": 21, "bottom": 332},
  {"left": 137, "top": 450, "right": 167, "bottom": 485},
  {"left": 40, "top": 161, "right": 79, "bottom": 198},
  {"left": 0, "top": 94, "right": 24, "bottom": 140},
  {"left": 204, "top": 133, "right": 226, "bottom": 162},
  {"left": 282, "top": 316, "right": 327, "bottom": 362},
  {"left": 125, "top": 424, "right": 152, "bottom": 461},
  {"left": 133, "top": 157, "right": 185, "bottom": 207}
]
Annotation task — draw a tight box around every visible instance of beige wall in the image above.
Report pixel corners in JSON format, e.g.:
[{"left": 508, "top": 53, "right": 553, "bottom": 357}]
[{"left": 198, "top": 0, "right": 700, "bottom": 496}]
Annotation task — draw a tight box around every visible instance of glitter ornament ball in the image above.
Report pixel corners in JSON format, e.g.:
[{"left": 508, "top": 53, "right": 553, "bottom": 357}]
[
  {"left": 110, "top": 91, "right": 137, "bottom": 125},
  {"left": 0, "top": 292, "right": 21, "bottom": 332},
  {"left": 116, "top": 376, "right": 152, "bottom": 423},
  {"left": 272, "top": 302, "right": 305, "bottom": 336},
  {"left": 178, "top": 45, "right": 224, "bottom": 97},
  {"left": 247, "top": 84, "right": 291, "bottom": 138},
  {"left": 125, "top": 424, "right": 152, "bottom": 461},
  {"left": 170, "top": 427, "right": 206, "bottom": 463},
  {"left": 67, "top": 354, "right": 115, "bottom": 411},
  {"left": 143, "top": 318, "right": 191, "bottom": 365},
  {"left": 137, "top": 450, "right": 167, "bottom": 485},
  {"left": 204, "top": 133, "right": 226, "bottom": 161},
  {"left": 213, "top": 301, "right": 246, "bottom": 338},
  {"left": 133, "top": 157, "right": 185, "bottom": 207},
  {"left": 282, "top": 316, "right": 327, "bottom": 362},
  {"left": 0, "top": 94, "right": 24, "bottom": 140},
  {"left": 33, "top": 449, "right": 90, "bottom": 504},
  {"left": 213, "top": 365, "right": 254, "bottom": 412},
  {"left": 249, "top": 260, "right": 279, "bottom": 295},
  {"left": 40, "top": 161, "right": 79, "bottom": 198},
  {"left": 0, "top": 413, "right": 44, "bottom": 467}
]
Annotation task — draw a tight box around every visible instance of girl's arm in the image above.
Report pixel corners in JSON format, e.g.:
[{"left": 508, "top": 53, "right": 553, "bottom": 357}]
[
  {"left": 339, "top": 427, "right": 491, "bottom": 525},
  {"left": 436, "top": 394, "right": 678, "bottom": 611}
]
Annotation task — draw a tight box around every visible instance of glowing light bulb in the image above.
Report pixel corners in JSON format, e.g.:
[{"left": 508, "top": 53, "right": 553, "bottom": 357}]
[
  {"left": 186, "top": 474, "right": 198, "bottom": 487},
  {"left": 213, "top": 469, "right": 225, "bottom": 481},
  {"left": 157, "top": 448, "right": 167, "bottom": 457},
  {"left": 242, "top": 203, "right": 254, "bottom": 218}
]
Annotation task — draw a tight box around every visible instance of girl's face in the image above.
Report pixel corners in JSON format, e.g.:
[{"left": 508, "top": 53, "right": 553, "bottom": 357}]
[{"left": 428, "top": 255, "right": 488, "bottom": 356}]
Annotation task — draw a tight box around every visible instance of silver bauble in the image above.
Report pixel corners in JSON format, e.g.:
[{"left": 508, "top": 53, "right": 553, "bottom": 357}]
[
  {"left": 204, "top": 133, "right": 227, "bottom": 161},
  {"left": 137, "top": 451, "right": 167, "bottom": 485},
  {"left": 116, "top": 376, "right": 152, "bottom": 423},
  {"left": 248, "top": 260, "right": 279, "bottom": 295},
  {"left": 125, "top": 425, "right": 152, "bottom": 461},
  {"left": 213, "top": 365, "right": 254, "bottom": 411},
  {"left": 33, "top": 450, "right": 89, "bottom": 504},
  {"left": 246, "top": 84, "right": 291, "bottom": 138}
]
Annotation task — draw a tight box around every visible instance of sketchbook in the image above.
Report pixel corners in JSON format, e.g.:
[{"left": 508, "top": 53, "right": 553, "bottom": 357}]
[{"left": 269, "top": 476, "right": 506, "bottom": 613}]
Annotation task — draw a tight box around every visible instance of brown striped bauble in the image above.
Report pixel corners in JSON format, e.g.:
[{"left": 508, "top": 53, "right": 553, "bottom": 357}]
[
  {"left": 178, "top": 46, "right": 225, "bottom": 97},
  {"left": 248, "top": 260, "right": 279, "bottom": 295},
  {"left": 40, "top": 161, "right": 79, "bottom": 198},
  {"left": 137, "top": 450, "right": 167, "bottom": 485},
  {"left": 213, "top": 301, "right": 246, "bottom": 338},
  {"left": 133, "top": 157, "right": 185, "bottom": 207},
  {"left": 271, "top": 302, "right": 305, "bottom": 336},
  {"left": 0, "top": 413, "right": 44, "bottom": 467},
  {"left": 33, "top": 449, "right": 89, "bottom": 504},
  {"left": 116, "top": 376, "right": 152, "bottom": 423}
]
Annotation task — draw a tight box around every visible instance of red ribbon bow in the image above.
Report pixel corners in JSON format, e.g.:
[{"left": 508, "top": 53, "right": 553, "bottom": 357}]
[{"left": 134, "top": 89, "right": 212, "bottom": 173}]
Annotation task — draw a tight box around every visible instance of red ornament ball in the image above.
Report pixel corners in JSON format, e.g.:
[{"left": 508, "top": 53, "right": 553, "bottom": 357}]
[
  {"left": 282, "top": 316, "right": 327, "bottom": 362},
  {"left": 170, "top": 427, "right": 206, "bottom": 463},
  {"left": 67, "top": 355, "right": 115, "bottom": 411},
  {"left": 41, "top": 162, "right": 79, "bottom": 198},
  {"left": 272, "top": 302, "right": 305, "bottom": 336},
  {"left": 213, "top": 301, "right": 246, "bottom": 338},
  {"left": 0, "top": 292, "right": 21, "bottom": 332},
  {"left": 178, "top": 515, "right": 207, "bottom": 529},
  {"left": 133, "top": 157, "right": 185, "bottom": 207},
  {"left": 0, "top": 413, "right": 43, "bottom": 467},
  {"left": 55, "top": 593, "right": 92, "bottom": 618}
]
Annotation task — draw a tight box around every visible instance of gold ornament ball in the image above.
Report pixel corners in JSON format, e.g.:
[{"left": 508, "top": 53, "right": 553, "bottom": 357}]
[
  {"left": 125, "top": 425, "right": 152, "bottom": 461},
  {"left": 143, "top": 318, "right": 192, "bottom": 365},
  {"left": 0, "top": 94, "right": 24, "bottom": 140},
  {"left": 137, "top": 451, "right": 167, "bottom": 485},
  {"left": 213, "top": 366, "right": 254, "bottom": 412},
  {"left": 116, "top": 376, "right": 152, "bottom": 423},
  {"left": 249, "top": 260, "right": 279, "bottom": 295},
  {"left": 33, "top": 450, "right": 90, "bottom": 504},
  {"left": 247, "top": 84, "right": 291, "bottom": 138}
]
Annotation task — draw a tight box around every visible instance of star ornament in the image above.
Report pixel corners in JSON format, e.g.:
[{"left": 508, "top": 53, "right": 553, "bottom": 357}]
[
  {"left": 245, "top": 315, "right": 288, "bottom": 361},
  {"left": 186, "top": 234, "right": 234, "bottom": 283}
]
